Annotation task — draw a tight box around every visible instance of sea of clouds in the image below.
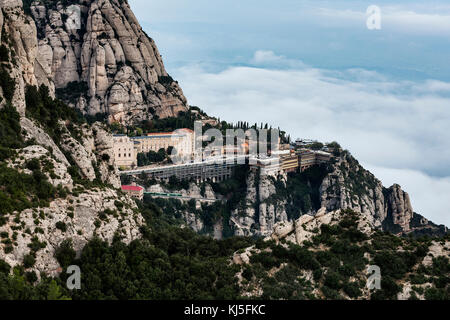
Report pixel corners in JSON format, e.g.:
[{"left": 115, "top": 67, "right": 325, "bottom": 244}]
[{"left": 172, "top": 51, "right": 450, "bottom": 227}]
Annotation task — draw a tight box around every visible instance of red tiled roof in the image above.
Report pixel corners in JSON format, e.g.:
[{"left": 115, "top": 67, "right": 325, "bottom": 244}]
[{"left": 121, "top": 185, "right": 143, "bottom": 192}]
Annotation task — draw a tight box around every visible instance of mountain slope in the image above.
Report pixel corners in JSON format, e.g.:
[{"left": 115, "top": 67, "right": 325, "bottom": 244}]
[
  {"left": 0, "top": 1, "right": 143, "bottom": 275},
  {"left": 233, "top": 209, "right": 450, "bottom": 300},
  {"left": 0, "top": 0, "right": 448, "bottom": 300}
]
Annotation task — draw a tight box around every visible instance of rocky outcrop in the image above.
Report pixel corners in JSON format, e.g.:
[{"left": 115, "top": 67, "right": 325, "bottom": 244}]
[
  {"left": 384, "top": 184, "right": 413, "bottom": 232},
  {"left": 28, "top": 0, "right": 188, "bottom": 124},
  {"left": 318, "top": 151, "right": 443, "bottom": 235},
  {"left": 8, "top": 145, "right": 74, "bottom": 189},
  {"left": 20, "top": 116, "right": 120, "bottom": 188},
  {"left": 54, "top": 120, "right": 120, "bottom": 188},
  {"left": 0, "top": 188, "right": 144, "bottom": 275},
  {"left": 2, "top": 111, "right": 141, "bottom": 275},
  {"left": 136, "top": 149, "right": 446, "bottom": 239},
  {"left": 319, "top": 152, "right": 386, "bottom": 228},
  {"left": 20, "top": 117, "right": 70, "bottom": 165},
  {"left": 0, "top": 0, "right": 41, "bottom": 114},
  {"left": 230, "top": 171, "right": 288, "bottom": 238},
  {"left": 91, "top": 122, "right": 121, "bottom": 188},
  {"left": 139, "top": 150, "right": 446, "bottom": 239},
  {"left": 268, "top": 208, "right": 374, "bottom": 246}
]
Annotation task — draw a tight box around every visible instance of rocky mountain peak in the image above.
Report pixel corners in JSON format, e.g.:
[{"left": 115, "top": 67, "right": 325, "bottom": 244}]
[
  {"left": 27, "top": 0, "right": 188, "bottom": 124},
  {"left": 384, "top": 184, "right": 414, "bottom": 232},
  {"left": 319, "top": 151, "right": 445, "bottom": 236}
]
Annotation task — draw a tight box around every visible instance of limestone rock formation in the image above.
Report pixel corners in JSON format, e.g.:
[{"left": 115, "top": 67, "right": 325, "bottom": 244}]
[
  {"left": 268, "top": 209, "right": 374, "bottom": 246},
  {"left": 0, "top": 0, "right": 140, "bottom": 271},
  {"left": 384, "top": 184, "right": 414, "bottom": 232},
  {"left": 230, "top": 171, "right": 289, "bottom": 238},
  {"left": 20, "top": 117, "right": 70, "bottom": 166},
  {"left": 56, "top": 120, "right": 121, "bottom": 188},
  {"left": 27, "top": 0, "right": 188, "bottom": 124},
  {"left": 0, "top": 112, "right": 143, "bottom": 273},
  {"left": 8, "top": 145, "right": 74, "bottom": 189},
  {"left": 319, "top": 152, "right": 387, "bottom": 228},
  {"left": 141, "top": 150, "right": 445, "bottom": 238},
  {"left": 318, "top": 151, "right": 443, "bottom": 235},
  {"left": 0, "top": 0, "right": 41, "bottom": 114},
  {"left": 0, "top": 188, "right": 144, "bottom": 276}
]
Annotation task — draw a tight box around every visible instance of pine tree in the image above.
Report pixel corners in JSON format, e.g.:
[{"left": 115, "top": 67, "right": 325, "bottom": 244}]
[{"left": 47, "top": 280, "right": 71, "bottom": 300}]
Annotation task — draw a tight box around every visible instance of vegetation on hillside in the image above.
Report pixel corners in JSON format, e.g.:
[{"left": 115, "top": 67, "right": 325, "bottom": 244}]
[
  {"left": 267, "top": 164, "right": 332, "bottom": 220},
  {"left": 0, "top": 92, "right": 59, "bottom": 224},
  {"left": 0, "top": 206, "right": 447, "bottom": 300},
  {"left": 55, "top": 81, "right": 88, "bottom": 105},
  {"left": 0, "top": 163, "right": 56, "bottom": 226},
  {"left": 25, "top": 84, "right": 85, "bottom": 145},
  {"left": 137, "top": 148, "right": 172, "bottom": 166},
  {"left": 0, "top": 199, "right": 254, "bottom": 300},
  {"left": 0, "top": 103, "right": 23, "bottom": 161},
  {"left": 241, "top": 210, "right": 449, "bottom": 300}
]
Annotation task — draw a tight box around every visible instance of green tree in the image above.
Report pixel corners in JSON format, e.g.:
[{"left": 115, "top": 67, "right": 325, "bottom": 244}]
[{"left": 47, "top": 280, "right": 71, "bottom": 300}]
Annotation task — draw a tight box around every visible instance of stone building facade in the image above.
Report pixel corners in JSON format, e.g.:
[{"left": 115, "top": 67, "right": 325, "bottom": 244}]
[{"left": 113, "top": 135, "right": 138, "bottom": 168}]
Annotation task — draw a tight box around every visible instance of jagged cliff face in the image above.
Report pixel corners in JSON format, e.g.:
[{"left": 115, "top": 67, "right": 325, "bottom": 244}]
[
  {"left": 1, "top": 114, "right": 144, "bottom": 275},
  {"left": 230, "top": 170, "right": 289, "bottom": 238},
  {"left": 156, "top": 151, "right": 446, "bottom": 239},
  {"left": 384, "top": 184, "right": 414, "bottom": 232},
  {"left": 0, "top": 0, "right": 144, "bottom": 274},
  {"left": 1, "top": 115, "right": 145, "bottom": 275},
  {"left": 0, "top": 0, "right": 41, "bottom": 115},
  {"left": 319, "top": 153, "right": 386, "bottom": 227},
  {"left": 319, "top": 151, "right": 446, "bottom": 235},
  {"left": 224, "top": 154, "right": 430, "bottom": 237},
  {"left": 27, "top": 0, "right": 187, "bottom": 124}
]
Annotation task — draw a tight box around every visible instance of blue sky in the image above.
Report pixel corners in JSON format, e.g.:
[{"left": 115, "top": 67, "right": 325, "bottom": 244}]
[
  {"left": 131, "top": 0, "right": 450, "bottom": 80},
  {"left": 129, "top": 0, "right": 450, "bottom": 226}
]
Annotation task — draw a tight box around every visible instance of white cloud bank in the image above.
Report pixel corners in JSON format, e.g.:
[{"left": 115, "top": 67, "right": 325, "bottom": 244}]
[
  {"left": 250, "top": 51, "right": 306, "bottom": 69},
  {"left": 173, "top": 51, "right": 450, "bottom": 226}
]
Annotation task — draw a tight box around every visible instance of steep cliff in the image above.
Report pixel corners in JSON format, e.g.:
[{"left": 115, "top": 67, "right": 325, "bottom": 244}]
[
  {"left": 25, "top": 0, "right": 188, "bottom": 124},
  {"left": 137, "top": 152, "right": 447, "bottom": 240},
  {"left": 229, "top": 170, "right": 289, "bottom": 238},
  {"left": 319, "top": 151, "right": 447, "bottom": 236},
  {"left": 0, "top": 0, "right": 41, "bottom": 115}
]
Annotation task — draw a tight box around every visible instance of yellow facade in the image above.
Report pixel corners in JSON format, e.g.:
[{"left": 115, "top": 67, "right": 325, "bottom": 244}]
[
  {"left": 131, "top": 129, "right": 195, "bottom": 158},
  {"left": 113, "top": 135, "right": 138, "bottom": 168},
  {"left": 280, "top": 154, "right": 299, "bottom": 173}
]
